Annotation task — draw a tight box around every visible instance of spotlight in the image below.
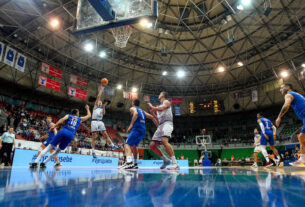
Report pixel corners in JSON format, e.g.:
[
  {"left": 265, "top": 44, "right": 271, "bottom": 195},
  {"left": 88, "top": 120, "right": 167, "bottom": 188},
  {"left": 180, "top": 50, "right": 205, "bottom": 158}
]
[
  {"left": 280, "top": 71, "right": 289, "bottom": 78},
  {"left": 117, "top": 84, "right": 122, "bottom": 90},
  {"left": 162, "top": 71, "right": 168, "bottom": 76},
  {"left": 50, "top": 18, "right": 60, "bottom": 29},
  {"left": 131, "top": 87, "right": 138, "bottom": 93},
  {"left": 218, "top": 66, "right": 225, "bottom": 72},
  {"left": 99, "top": 51, "right": 106, "bottom": 58},
  {"left": 302, "top": 63, "right": 305, "bottom": 68},
  {"left": 147, "top": 22, "right": 153, "bottom": 28},
  {"left": 237, "top": 61, "right": 244, "bottom": 67},
  {"left": 177, "top": 70, "right": 185, "bottom": 78},
  {"left": 140, "top": 19, "right": 149, "bottom": 27},
  {"left": 237, "top": 4, "right": 244, "bottom": 10},
  {"left": 84, "top": 42, "right": 94, "bottom": 52},
  {"left": 241, "top": 0, "right": 251, "bottom": 6}
]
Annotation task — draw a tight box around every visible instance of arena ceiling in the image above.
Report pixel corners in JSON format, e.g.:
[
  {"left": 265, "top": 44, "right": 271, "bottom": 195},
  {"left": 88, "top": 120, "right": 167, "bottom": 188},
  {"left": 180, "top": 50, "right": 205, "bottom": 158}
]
[{"left": 1, "top": 0, "right": 305, "bottom": 97}]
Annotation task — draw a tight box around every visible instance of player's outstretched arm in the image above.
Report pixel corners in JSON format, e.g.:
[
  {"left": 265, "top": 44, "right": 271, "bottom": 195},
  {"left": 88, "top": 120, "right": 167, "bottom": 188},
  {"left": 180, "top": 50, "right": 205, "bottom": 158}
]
[
  {"left": 54, "top": 115, "right": 69, "bottom": 128},
  {"left": 276, "top": 94, "right": 293, "bottom": 127},
  {"left": 148, "top": 100, "right": 170, "bottom": 112},
  {"left": 127, "top": 107, "right": 138, "bottom": 133},
  {"left": 271, "top": 123, "right": 276, "bottom": 138},
  {"left": 144, "top": 111, "right": 159, "bottom": 127},
  {"left": 94, "top": 86, "right": 104, "bottom": 109},
  {"left": 102, "top": 101, "right": 108, "bottom": 115},
  {"left": 81, "top": 105, "right": 91, "bottom": 122}
]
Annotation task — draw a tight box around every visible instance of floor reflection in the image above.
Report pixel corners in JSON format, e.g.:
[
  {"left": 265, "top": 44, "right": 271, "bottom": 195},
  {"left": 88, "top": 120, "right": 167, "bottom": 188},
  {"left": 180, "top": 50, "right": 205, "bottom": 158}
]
[{"left": 0, "top": 167, "right": 304, "bottom": 207}]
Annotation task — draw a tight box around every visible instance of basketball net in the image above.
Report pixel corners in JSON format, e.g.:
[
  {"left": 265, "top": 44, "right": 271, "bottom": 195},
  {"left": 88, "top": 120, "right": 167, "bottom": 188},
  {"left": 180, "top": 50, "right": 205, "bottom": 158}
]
[{"left": 111, "top": 25, "right": 133, "bottom": 48}]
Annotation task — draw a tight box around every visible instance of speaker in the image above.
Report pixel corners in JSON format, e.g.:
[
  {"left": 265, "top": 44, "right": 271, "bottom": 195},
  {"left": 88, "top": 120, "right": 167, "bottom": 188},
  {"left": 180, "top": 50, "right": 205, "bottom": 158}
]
[{"left": 89, "top": 96, "right": 96, "bottom": 102}]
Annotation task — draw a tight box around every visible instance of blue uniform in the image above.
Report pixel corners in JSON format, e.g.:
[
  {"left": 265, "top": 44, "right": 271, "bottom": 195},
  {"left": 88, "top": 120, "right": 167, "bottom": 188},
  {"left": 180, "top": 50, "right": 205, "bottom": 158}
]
[
  {"left": 50, "top": 115, "right": 81, "bottom": 150},
  {"left": 259, "top": 117, "right": 275, "bottom": 146},
  {"left": 126, "top": 107, "right": 146, "bottom": 146},
  {"left": 42, "top": 122, "right": 55, "bottom": 147},
  {"left": 288, "top": 91, "right": 305, "bottom": 133}
]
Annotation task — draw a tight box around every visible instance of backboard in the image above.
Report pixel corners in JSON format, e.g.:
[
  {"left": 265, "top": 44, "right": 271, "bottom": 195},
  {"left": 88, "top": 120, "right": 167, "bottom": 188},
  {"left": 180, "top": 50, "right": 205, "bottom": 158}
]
[{"left": 74, "top": 0, "right": 158, "bottom": 34}]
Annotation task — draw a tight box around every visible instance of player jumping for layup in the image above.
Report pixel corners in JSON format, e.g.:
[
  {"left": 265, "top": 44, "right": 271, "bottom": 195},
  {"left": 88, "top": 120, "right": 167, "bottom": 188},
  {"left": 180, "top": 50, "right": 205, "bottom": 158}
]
[
  {"left": 120, "top": 99, "right": 158, "bottom": 169},
  {"left": 91, "top": 86, "right": 119, "bottom": 158},
  {"left": 148, "top": 91, "right": 180, "bottom": 170},
  {"left": 257, "top": 113, "right": 281, "bottom": 167},
  {"left": 29, "top": 105, "right": 91, "bottom": 168},
  {"left": 276, "top": 83, "right": 305, "bottom": 167}
]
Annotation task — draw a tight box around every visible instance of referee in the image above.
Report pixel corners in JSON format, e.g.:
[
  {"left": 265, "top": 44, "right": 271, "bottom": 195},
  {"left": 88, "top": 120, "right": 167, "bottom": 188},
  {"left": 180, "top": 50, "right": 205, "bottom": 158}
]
[{"left": 0, "top": 127, "right": 16, "bottom": 166}]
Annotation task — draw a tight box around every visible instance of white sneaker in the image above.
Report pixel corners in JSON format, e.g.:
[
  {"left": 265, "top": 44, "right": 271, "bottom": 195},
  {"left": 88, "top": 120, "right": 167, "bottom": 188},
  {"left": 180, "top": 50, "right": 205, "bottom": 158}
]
[
  {"left": 251, "top": 163, "right": 258, "bottom": 168},
  {"left": 160, "top": 160, "right": 171, "bottom": 169},
  {"left": 167, "top": 162, "right": 180, "bottom": 170},
  {"left": 120, "top": 162, "right": 134, "bottom": 170}
]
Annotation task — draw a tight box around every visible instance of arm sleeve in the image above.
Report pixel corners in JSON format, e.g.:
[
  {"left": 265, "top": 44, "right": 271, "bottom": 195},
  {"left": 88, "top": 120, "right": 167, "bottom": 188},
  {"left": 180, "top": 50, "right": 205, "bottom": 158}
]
[{"left": 259, "top": 122, "right": 265, "bottom": 134}]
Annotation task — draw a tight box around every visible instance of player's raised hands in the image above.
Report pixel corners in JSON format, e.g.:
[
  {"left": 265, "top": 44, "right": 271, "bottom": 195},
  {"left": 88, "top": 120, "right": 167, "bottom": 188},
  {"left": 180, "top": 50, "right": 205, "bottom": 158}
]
[{"left": 85, "top": 104, "right": 90, "bottom": 110}]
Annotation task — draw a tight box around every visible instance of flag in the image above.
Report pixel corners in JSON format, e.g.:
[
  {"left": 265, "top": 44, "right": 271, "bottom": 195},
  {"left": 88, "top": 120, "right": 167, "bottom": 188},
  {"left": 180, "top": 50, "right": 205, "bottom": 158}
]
[
  {"left": 0, "top": 42, "right": 5, "bottom": 61},
  {"left": 252, "top": 90, "right": 258, "bottom": 102},
  {"left": 38, "top": 75, "right": 61, "bottom": 91},
  {"left": 68, "top": 86, "right": 87, "bottom": 100},
  {"left": 174, "top": 106, "right": 181, "bottom": 116},
  {"left": 4, "top": 46, "right": 16, "bottom": 67},
  {"left": 104, "top": 86, "right": 115, "bottom": 96},
  {"left": 70, "top": 74, "right": 88, "bottom": 87},
  {"left": 41, "top": 62, "right": 62, "bottom": 79},
  {"left": 14, "top": 53, "right": 27, "bottom": 72}
]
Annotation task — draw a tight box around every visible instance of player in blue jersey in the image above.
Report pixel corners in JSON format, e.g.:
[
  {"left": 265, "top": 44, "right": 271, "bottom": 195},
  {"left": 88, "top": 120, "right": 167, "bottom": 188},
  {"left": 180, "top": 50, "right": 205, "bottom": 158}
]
[
  {"left": 276, "top": 83, "right": 305, "bottom": 167},
  {"left": 257, "top": 113, "right": 281, "bottom": 167},
  {"left": 30, "top": 105, "right": 91, "bottom": 168},
  {"left": 120, "top": 99, "right": 158, "bottom": 169},
  {"left": 36, "top": 116, "right": 61, "bottom": 167}
]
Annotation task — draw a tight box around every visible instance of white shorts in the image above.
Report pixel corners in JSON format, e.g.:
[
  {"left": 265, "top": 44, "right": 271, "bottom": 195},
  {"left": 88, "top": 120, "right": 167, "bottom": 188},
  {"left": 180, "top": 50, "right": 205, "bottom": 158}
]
[
  {"left": 152, "top": 121, "right": 173, "bottom": 142},
  {"left": 254, "top": 146, "right": 262, "bottom": 153},
  {"left": 91, "top": 121, "right": 106, "bottom": 132}
]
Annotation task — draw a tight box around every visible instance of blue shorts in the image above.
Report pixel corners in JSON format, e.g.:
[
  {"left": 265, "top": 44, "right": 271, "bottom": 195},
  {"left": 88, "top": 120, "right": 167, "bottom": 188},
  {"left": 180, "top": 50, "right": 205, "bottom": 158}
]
[
  {"left": 50, "top": 129, "right": 74, "bottom": 150},
  {"left": 260, "top": 130, "right": 274, "bottom": 146},
  {"left": 126, "top": 128, "right": 146, "bottom": 147},
  {"left": 42, "top": 137, "right": 54, "bottom": 147}
]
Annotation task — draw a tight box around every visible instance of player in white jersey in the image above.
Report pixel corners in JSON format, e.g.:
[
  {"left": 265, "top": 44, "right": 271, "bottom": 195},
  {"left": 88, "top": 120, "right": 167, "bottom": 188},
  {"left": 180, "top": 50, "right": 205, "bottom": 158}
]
[
  {"left": 91, "top": 86, "right": 119, "bottom": 158},
  {"left": 148, "top": 91, "right": 179, "bottom": 170},
  {"left": 252, "top": 128, "right": 261, "bottom": 168}
]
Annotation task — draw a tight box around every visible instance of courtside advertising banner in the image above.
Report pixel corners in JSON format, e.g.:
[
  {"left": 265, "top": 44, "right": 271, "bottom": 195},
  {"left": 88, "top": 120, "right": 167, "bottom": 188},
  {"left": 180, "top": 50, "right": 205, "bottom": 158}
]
[
  {"left": 38, "top": 75, "right": 61, "bottom": 91},
  {"left": 68, "top": 86, "right": 87, "bottom": 100},
  {"left": 41, "top": 62, "right": 62, "bottom": 79}
]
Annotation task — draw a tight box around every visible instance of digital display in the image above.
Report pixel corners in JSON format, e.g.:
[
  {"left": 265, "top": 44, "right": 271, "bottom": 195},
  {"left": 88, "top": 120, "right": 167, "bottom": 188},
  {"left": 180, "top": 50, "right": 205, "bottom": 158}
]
[{"left": 189, "top": 100, "right": 224, "bottom": 114}]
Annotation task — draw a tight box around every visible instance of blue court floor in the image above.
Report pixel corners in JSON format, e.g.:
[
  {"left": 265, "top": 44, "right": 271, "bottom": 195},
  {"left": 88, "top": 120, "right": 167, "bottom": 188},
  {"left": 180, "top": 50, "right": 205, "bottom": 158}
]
[{"left": 0, "top": 166, "right": 304, "bottom": 207}]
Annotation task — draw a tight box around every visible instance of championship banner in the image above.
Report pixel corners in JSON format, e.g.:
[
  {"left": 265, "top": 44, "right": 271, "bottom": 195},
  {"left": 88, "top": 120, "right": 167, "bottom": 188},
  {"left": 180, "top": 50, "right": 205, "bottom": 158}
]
[
  {"left": 41, "top": 62, "right": 62, "bottom": 79},
  {"left": 174, "top": 106, "right": 181, "bottom": 116},
  {"left": 104, "top": 86, "right": 115, "bottom": 96},
  {"left": 252, "top": 90, "right": 258, "bottom": 102},
  {"left": 4, "top": 46, "right": 16, "bottom": 67},
  {"left": 70, "top": 74, "right": 88, "bottom": 87},
  {"left": 123, "top": 91, "right": 138, "bottom": 100},
  {"left": 14, "top": 53, "right": 27, "bottom": 72},
  {"left": 263, "top": 79, "right": 283, "bottom": 92},
  {"left": 169, "top": 97, "right": 183, "bottom": 105},
  {"left": 38, "top": 75, "right": 61, "bottom": 91},
  {"left": 68, "top": 86, "right": 87, "bottom": 100},
  {"left": 0, "top": 42, "right": 5, "bottom": 61}
]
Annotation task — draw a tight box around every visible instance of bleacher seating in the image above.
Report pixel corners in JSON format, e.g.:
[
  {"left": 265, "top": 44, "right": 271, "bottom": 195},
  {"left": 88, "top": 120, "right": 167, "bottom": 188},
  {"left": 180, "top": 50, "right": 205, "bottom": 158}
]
[{"left": 279, "top": 124, "right": 302, "bottom": 137}]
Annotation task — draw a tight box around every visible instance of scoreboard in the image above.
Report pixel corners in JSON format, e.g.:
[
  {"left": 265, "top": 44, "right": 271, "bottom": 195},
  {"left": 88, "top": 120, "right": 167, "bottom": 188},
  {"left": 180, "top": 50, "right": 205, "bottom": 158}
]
[{"left": 189, "top": 100, "right": 224, "bottom": 114}]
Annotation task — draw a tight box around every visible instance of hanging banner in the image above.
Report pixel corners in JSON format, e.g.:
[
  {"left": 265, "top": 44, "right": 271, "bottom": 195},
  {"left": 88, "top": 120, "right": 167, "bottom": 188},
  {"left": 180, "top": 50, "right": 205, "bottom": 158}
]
[
  {"left": 41, "top": 62, "right": 62, "bottom": 79},
  {"left": 174, "top": 106, "right": 181, "bottom": 116},
  {"left": 70, "top": 74, "right": 88, "bottom": 87},
  {"left": 14, "top": 53, "right": 27, "bottom": 72},
  {"left": 263, "top": 79, "right": 283, "bottom": 92},
  {"left": 0, "top": 42, "right": 5, "bottom": 61},
  {"left": 123, "top": 91, "right": 138, "bottom": 100},
  {"left": 38, "top": 75, "right": 61, "bottom": 91},
  {"left": 104, "top": 86, "right": 115, "bottom": 96},
  {"left": 68, "top": 86, "right": 87, "bottom": 100},
  {"left": 169, "top": 97, "right": 183, "bottom": 105},
  {"left": 252, "top": 90, "right": 258, "bottom": 102},
  {"left": 233, "top": 90, "right": 251, "bottom": 99},
  {"left": 4, "top": 46, "right": 16, "bottom": 67}
]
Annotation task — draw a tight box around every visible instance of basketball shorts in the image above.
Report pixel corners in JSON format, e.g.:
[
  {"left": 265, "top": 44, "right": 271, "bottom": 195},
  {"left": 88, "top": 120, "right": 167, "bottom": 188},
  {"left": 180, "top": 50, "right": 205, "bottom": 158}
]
[
  {"left": 126, "top": 128, "right": 146, "bottom": 146},
  {"left": 42, "top": 136, "right": 54, "bottom": 147},
  {"left": 91, "top": 120, "right": 106, "bottom": 132},
  {"left": 254, "top": 146, "right": 262, "bottom": 153},
  {"left": 260, "top": 130, "right": 274, "bottom": 146},
  {"left": 152, "top": 121, "right": 173, "bottom": 142},
  {"left": 50, "top": 129, "right": 74, "bottom": 150}
]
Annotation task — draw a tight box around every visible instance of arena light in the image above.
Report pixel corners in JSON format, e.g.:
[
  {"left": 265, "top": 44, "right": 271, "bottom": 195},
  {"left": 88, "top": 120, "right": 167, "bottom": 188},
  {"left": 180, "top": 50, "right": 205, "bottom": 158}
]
[
  {"left": 177, "top": 70, "right": 185, "bottom": 78},
  {"left": 280, "top": 71, "right": 289, "bottom": 78},
  {"left": 162, "top": 71, "right": 168, "bottom": 76},
  {"left": 131, "top": 87, "right": 138, "bottom": 93},
  {"left": 146, "top": 22, "right": 153, "bottom": 28},
  {"left": 84, "top": 42, "right": 94, "bottom": 52},
  {"left": 140, "top": 19, "right": 149, "bottom": 27},
  {"left": 241, "top": 0, "right": 251, "bottom": 6},
  {"left": 117, "top": 84, "right": 122, "bottom": 90},
  {"left": 218, "top": 66, "right": 225, "bottom": 72},
  {"left": 302, "top": 63, "right": 305, "bottom": 68},
  {"left": 49, "top": 18, "right": 60, "bottom": 29},
  {"left": 99, "top": 51, "right": 106, "bottom": 58},
  {"left": 237, "top": 61, "right": 244, "bottom": 67},
  {"left": 237, "top": 4, "right": 244, "bottom": 10}
]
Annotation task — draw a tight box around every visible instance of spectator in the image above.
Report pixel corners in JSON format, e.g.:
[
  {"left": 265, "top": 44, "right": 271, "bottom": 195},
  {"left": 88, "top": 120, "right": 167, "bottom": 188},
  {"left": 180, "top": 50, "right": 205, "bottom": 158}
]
[{"left": 0, "top": 127, "right": 16, "bottom": 166}]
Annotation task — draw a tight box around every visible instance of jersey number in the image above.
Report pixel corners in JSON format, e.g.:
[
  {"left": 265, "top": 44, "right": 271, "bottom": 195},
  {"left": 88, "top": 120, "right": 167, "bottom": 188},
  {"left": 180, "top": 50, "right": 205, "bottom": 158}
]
[
  {"left": 71, "top": 119, "right": 78, "bottom": 126},
  {"left": 265, "top": 121, "right": 270, "bottom": 129},
  {"left": 140, "top": 110, "right": 145, "bottom": 119}
]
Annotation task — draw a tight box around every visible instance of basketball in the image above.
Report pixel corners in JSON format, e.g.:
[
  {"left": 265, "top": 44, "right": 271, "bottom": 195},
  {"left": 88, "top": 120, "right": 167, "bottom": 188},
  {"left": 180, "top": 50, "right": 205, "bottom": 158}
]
[{"left": 101, "top": 78, "right": 108, "bottom": 86}]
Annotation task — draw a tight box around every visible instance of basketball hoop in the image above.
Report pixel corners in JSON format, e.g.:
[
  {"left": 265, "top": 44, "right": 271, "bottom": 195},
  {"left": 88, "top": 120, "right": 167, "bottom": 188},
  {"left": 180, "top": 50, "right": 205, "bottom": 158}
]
[{"left": 111, "top": 25, "right": 133, "bottom": 48}]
